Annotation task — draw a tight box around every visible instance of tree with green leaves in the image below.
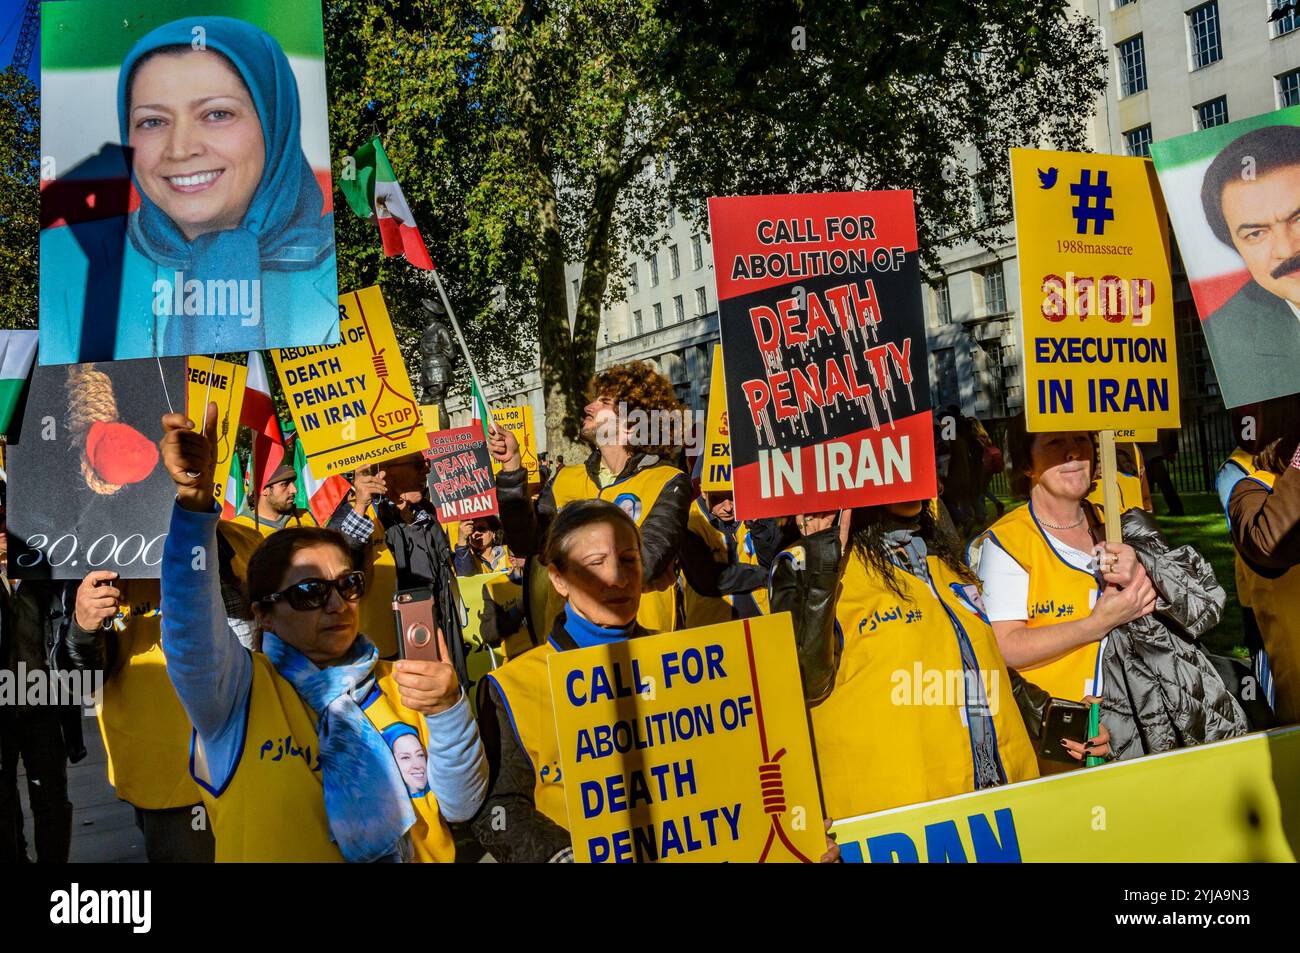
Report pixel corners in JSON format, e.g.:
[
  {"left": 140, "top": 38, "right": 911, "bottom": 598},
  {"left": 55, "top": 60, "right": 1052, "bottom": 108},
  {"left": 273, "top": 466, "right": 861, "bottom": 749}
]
[
  {"left": 0, "top": 67, "right": 38, "bottom": 331},
  {"left": 324, "top": 1, "right": 1105, "bottom": 454}
]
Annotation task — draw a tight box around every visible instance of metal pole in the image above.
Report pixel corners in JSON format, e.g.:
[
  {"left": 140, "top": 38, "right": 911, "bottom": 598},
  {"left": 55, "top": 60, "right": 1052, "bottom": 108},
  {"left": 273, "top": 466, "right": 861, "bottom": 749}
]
[{"left": 430, "top": 268, "right": 495, "bottom": 435}]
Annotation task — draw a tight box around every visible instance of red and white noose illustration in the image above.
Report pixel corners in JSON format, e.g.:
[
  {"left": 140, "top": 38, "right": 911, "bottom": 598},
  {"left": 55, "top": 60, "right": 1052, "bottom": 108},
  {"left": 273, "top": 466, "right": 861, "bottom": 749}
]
[
  {"left": 743, "top": 618, "right": 815, "bottom": 863},
  {"left": 65, "top": 364, "right": 160, "bottom": 495},
  {"left": 350, "top": 291, "right": 420, "bottom": 441}
]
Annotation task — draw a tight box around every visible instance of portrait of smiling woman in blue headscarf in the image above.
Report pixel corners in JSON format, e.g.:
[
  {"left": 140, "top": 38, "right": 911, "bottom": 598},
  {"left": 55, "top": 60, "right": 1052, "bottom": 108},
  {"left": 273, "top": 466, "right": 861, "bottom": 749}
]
[{"left": 39, "top": 15, "right": 339, "bottom": 364}]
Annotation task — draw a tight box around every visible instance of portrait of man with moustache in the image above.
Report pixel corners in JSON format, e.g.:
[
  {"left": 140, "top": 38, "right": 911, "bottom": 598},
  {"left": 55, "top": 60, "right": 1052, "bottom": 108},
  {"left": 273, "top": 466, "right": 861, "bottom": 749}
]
[{"left": 1199, "top": 123, "right": 1300, "bottom": 408}]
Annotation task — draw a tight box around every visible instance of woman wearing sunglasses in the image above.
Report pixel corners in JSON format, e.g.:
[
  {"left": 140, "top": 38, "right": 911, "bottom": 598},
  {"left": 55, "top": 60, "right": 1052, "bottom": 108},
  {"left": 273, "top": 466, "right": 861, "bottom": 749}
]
[{"left": 156, "top": 405, "right": 487, "bottom": 862}]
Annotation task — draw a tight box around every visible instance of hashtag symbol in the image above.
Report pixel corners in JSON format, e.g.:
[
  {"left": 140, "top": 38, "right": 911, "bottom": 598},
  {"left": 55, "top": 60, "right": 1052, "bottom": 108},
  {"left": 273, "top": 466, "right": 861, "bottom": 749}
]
[{"left": 1070, "top": 169, "right": 1114, "bottom": 235}]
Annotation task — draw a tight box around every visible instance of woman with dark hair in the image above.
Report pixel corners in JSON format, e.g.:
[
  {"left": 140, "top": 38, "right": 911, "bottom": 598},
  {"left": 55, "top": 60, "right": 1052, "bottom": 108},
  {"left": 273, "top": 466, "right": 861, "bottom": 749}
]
[
  {"left": 41, "top": 16, "right": 337, "bottom": 362},
  {"left": 155, "top": 406, "right": 486, "bottom": 862},
  {"left": 971, "top": 419, "right": 1156, "bottom": 703},
  {"left": 770, "top": 500, "right": 1096, "bottom": 819},
  {"left": 471, "top": 498, "right": 836, "bottom": 862}
]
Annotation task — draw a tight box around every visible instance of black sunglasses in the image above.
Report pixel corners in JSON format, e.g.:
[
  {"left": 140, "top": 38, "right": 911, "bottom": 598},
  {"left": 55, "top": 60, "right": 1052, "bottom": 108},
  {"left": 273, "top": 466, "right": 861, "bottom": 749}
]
[{"left": 259, "top": 571, "right": 367, "bottom": 611}]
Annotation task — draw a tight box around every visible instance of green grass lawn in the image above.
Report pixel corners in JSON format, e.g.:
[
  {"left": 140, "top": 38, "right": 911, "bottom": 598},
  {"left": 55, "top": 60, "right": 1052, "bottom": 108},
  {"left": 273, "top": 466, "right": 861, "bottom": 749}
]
[{"left": 988, "top": 492, "right": 1247, "bottom": 659}]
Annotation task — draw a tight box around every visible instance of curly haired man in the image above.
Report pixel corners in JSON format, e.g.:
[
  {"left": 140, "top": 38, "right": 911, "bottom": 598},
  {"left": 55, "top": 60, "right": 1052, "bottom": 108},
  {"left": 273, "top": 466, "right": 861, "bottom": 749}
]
[{"left": 488, "top": 360, "right": 692, "bottom": 635}]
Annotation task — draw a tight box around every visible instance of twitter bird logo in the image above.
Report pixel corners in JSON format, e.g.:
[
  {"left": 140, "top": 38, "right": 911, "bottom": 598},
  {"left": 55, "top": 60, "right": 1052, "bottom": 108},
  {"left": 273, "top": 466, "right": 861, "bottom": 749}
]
[{"left": 1038, "top": 167, "right": 1058, "bottom": 189}]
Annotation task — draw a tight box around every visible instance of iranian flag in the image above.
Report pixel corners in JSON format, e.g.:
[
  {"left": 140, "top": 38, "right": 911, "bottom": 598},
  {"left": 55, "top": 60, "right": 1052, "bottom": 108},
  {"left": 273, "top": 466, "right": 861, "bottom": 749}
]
[
  {"left": 470, "top": 377, "right": 494, "bottom": 438},
  {"left": 0, "top": 331, "right": 38, "bottom": 437},
  {"left": 241, "top": 352, "right": 286, "bottom": 497},
  {"left": 339, "top": 137, "right": 435, "bottom": 270},
  {"left": 292, "top": 437, "right": 351, "bottom": 526},
  {"left": 220, "top": 452, "right": 247, "bottom": 521},
  {"left": 1151, "top": 108, "right": 1300, "bottom": 318}
]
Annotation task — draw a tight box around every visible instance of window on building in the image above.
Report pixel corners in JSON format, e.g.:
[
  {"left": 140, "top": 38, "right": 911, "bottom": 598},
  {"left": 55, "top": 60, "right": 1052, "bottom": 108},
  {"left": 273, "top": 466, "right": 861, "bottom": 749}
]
[
  {"left": 673, "top": 295, "right": 684, "bottom": 323},
  {"left": 1280, "top": 68, "right": 1300, "bottom": 108},
  {"left": 694, "top": 286, "right": 707, "bottom": 316},
  {"left": 1195, "top": 96, "right": 1228, "bottom": 130},
  {"left": 1117, "top": 35, "right": 1147, "bottom": 96},
  {"left": 983, "top": 265, "right": 1007, "bottom": 314},
  {"left": 1114, "top": 0, "right": 1136, "bottom": 6},
  {"left": 572, "top": 278, "right": 579, "bottom": 301},
  {"left": 628, "top": 262, "right": 639, "bottom": 294},
  {"left": 669, "top": 245, "right": 680, "bottom": 279},
  {"left": 933, "top": 281, "right": 952, "bottom": 326},
  {"left": 633, "top": 309, "right": 643, "bottom": 336},
  {"left": 1188, "top": 3, "right": 1222, "bottom": 70},
  {"left": 666, "top": 207, "right": 676, "bottom": 228},
  {"left": 691, "top": 235, "right": 704, "bottom": 270},
  {"left": 1124, "top": 124, "right": 1153, "bottom": 157},
  {"left": 1274, "top": 0, "right": 1300, "bottom": 38},
  {"left": 653, "top": 302, "right": 663, "bottom": 329},
  {"left": 649, "top": 253, "right": 659, "bottom": 286}
]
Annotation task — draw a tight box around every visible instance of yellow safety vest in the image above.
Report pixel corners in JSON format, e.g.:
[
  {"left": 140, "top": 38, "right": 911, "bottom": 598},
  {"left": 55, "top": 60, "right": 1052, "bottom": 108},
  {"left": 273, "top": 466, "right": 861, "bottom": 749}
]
[
  {"left": 192, "top": 652, "right": 456, "bottom": 863},
  {"left": 972, "top": 502, "right": 1104, "bottom": 701},
  {"left": 1220, "top": 449, "right": 1300, "bottom": 723},
  {"left": 813, "top": 549, "right": 1038, "bottom": 819},
  {"left": 228, "top": 508, "right": 319, "bottom": 537},
  {"left": 95, "top": 580, "right": 202, "bottom": 810},
  {"left": 356, "top": 519, "right": 401, "bottom": 659},
  {"left": 544, "top": 463, "right": 680, "bottom": 634},
  {"left": 483, "top": 642, "right": 570, "bottom": 830},
  {"left": 1086, "top": 443, "right": 1147, "bottom": 513},
  {"left": 681, "top": 500, "right": 768, "bottom": 628}
]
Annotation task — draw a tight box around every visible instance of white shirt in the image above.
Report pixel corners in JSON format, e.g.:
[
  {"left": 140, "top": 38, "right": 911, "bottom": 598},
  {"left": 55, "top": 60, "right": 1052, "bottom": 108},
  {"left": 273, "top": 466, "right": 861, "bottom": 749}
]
[{"left": 976, "top": 533, "right": 1097, "bottom": 623}]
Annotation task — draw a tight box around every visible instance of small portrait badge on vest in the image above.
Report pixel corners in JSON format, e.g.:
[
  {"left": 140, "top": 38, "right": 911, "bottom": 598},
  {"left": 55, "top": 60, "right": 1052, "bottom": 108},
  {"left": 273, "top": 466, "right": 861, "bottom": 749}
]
[{"left": 613, "top": 492, "right": 643, "bottom": 522}]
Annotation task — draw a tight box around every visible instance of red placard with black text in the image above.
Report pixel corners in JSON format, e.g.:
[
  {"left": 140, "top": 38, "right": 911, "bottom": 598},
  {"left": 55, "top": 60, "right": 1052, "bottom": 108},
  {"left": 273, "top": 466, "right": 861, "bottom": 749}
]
[
  {"left": 706, "top": 191, "right": 936, "bottom": 519},
  {"left": 423, "top": 426, "right": 500, "bottom": 524}
]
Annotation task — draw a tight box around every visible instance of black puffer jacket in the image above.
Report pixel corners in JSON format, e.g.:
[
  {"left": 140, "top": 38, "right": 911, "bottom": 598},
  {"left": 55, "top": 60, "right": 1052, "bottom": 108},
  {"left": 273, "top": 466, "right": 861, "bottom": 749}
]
[{"left": 1100, "top": 509, "right": 1248, "bottom": 760}]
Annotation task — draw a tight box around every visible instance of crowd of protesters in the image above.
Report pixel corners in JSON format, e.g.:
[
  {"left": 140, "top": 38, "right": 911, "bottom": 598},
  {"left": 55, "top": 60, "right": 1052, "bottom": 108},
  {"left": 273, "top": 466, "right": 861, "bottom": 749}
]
[{"left": 0, "top": 357, "right": 1293, "bottom": 863}]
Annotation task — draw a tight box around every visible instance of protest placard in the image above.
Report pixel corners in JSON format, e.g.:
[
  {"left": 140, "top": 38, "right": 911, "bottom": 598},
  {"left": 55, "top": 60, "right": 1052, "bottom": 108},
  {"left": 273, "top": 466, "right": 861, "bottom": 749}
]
[
  {"left": 832, "top": 725, "right": 1300, "bottom": 862},
  {"left": 6, "top": 359, "right": 185, "bottom": 579},
  {"left": 547, "top": 613, "right": 825, "bottom": 863},
  {"left": 1011, "top": 149, "right": 1180, "bottom": 432},
  {"left": 1113, "top": 428, "right": 1157, "bottom": 443},
  {"left": 273, "top": 285, "right": 428, "bottom": 475},
  {"left": 424, "top": 426, "right": 499, "bottom": 523},
  {"left": 707, "top": 192, "right": 935, "bottom": 520},
  {"left": 38, "top": 0, "right": 339, "bottom": 364},
  {"left": 1151, "top": 107, "right": 1300, "bottom": 409},
  {"left": 700, "top": 344, "right": 732, "bottom": 492},
  {"left": 185, "top": 357, "right": 247, "bottom": 515},
  {"left": 457, "top": 572, "right": 530, "bottom": 713},
  {"left": 489, "top": 405, "right": 541, "bottom": 484}
]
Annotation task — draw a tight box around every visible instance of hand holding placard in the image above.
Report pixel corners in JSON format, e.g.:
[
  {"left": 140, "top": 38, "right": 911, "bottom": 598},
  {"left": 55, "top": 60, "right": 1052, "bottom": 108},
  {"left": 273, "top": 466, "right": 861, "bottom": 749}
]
[
  {"left": 488, "top": 425, "right": 522, "bottom": 472},
  {"left": 160, "top": 402, "right": 219, "bottom": 513}
]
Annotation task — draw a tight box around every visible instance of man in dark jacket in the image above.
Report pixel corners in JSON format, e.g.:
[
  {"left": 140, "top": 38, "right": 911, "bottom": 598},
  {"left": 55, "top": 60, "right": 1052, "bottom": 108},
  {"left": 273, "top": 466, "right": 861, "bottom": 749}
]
[{"left": 0, "top": 570, "right": 84, "bottom": 863}]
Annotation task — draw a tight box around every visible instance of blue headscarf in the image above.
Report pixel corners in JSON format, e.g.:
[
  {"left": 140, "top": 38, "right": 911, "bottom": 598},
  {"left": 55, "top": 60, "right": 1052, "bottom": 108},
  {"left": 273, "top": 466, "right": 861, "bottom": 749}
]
[
  {"left": 116, "top": 17, "right": 333, "bottom": 348},
  {"left": 382, "top": 723, "right": 431, "bottom": 798}
]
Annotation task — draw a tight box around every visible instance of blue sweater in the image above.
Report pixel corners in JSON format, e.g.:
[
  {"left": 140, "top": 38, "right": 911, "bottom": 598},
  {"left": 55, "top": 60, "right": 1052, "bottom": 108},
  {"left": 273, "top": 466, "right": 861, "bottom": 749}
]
[{"left": 159, "top": 501, "right": 488, "bottom": 823}]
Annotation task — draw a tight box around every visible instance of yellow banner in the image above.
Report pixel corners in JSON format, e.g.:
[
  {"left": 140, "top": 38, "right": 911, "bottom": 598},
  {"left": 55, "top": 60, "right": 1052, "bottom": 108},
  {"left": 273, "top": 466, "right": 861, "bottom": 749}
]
[
  {"left": 185, "top": 357, "right": 247, "bottom": 513},
  {"left": 489, "top": 405, "right": 541, "bottom": 484},
  {"left": 700, "top": 344, "right": 732, "bottom": 492},
  {"left": 547, "top": 613, "right": 825, "bottom": 863},
  {"left": 420, "top": 404, "right": 441, "bottom": 432},
  {"left": 832, "top": 726, "right": 1300, "bottom": 862},
  {"left": 456, "top": 571, "right": 530, "bottom": 714},
  {"left": 273, "top": 286, "right": 428, "bottom": 475},
  {"left": 1011, "top": 150, "right": 1180, "bottom": 433}
]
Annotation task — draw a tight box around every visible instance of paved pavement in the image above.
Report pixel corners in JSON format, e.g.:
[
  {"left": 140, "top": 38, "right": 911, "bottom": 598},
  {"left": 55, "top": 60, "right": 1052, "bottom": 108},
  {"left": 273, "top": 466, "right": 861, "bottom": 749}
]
[{"left": 18, "top": 714, "right": 145, "bottom": 863}]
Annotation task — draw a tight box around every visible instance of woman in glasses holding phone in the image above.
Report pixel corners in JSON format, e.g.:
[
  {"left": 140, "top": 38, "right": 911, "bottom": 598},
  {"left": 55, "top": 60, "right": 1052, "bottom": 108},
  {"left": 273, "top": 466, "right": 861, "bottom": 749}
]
[{"left": 155, "top": 405, "right": 487, "bottom": 862}]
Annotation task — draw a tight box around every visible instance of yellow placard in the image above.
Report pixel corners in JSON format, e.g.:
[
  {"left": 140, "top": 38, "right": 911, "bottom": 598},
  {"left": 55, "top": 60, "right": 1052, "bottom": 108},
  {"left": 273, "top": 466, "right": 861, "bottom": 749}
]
[
  {"left": 547, "top": 613, "right": 825, "bottom": 863},
  {"left": 700, "top": 344, "right": 732, "bottom": 492},
  {"left": 185, "top": 357, "right": 247, "bottom": 513},
  {"left": 420, "top": 404, "right": 441, "bottom": 432},
  {"left": 832, "top": 726, "right": 1300, "bottom": 862},
  {"left": 1011, "top": 150, "right": 1180, "bottom": 433},
  {"left": 489, "top": 405, "right": 540, "bottom": 484},
  {"left": 272, "top": 286, "right": 429, "bottom": 475},
  {"left": 456, "top": 571, "right": 530, "bottom": 713}
]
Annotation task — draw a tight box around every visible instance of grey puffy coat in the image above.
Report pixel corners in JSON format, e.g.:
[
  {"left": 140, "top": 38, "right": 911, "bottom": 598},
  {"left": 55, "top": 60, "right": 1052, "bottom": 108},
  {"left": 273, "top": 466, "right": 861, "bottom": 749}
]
[{"left": 1101, "top": 509, "right": 1248, "bottom": 760}]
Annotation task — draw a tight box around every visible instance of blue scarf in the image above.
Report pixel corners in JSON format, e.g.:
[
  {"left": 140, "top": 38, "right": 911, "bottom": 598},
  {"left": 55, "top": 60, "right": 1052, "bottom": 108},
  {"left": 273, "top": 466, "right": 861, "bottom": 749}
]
[
  {"left": 116, "top": 17, "right": 334, "bottom": 353},
  {"left": 561, "top": 605, "right": 637, "bottom": 648},
  {"left": 261, "top": 632, "right": 416, "bottom": 863}
]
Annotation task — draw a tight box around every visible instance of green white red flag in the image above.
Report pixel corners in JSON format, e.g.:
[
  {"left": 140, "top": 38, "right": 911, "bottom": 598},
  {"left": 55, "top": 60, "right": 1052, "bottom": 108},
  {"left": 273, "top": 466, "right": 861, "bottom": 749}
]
[{"left": 339, "top": 137, "right": 435, "bottom": 270}]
